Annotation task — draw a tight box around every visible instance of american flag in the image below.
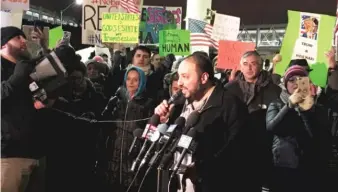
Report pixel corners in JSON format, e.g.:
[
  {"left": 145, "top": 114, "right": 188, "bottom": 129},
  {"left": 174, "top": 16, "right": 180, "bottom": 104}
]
[
  {"left": 188, "top": 18, "right": 219, "bottom": 49},
  {"left": 120, "top": 0, "right": 141, "bottom": 14}
]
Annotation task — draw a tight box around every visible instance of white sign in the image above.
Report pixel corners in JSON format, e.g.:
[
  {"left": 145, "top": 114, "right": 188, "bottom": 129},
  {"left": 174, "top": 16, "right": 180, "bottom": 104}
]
[
  {"left": 0, "top": 10, "right": 23, "bottom": 28},
  {"left": 1, "top": 0, "right": 29, "bottom": 11},
  {"left": 292, "top": 38, "right": 317, "bottom": 64},
  {"left": 211, "top": 13, "right": 240, "bottom": 42},
  {"left": 292, "top": 12, "right": 321, "bottom": 64},
  {"left": 95, "top": 46, "right": 112, "bottom": 67},
  {"left": 82, "top": 0, "right": 143, "bottom": 45}
]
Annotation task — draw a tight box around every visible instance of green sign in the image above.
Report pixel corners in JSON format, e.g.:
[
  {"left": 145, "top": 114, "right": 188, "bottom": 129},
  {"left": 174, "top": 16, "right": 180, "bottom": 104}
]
[
  {"left": 276, "top": 10, "right": 336, "bottom": 87},
  {"left": 48, "top": 26, "right": 63, "bottom": 49},
  {"left": 159, "top": 30, "right": 190, "bottom": 56}
]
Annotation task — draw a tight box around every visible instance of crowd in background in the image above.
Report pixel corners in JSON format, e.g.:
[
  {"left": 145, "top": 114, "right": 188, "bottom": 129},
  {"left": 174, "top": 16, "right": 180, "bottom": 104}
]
[{"left": 1, "top": 26, "right": 338, "bottom": 192}]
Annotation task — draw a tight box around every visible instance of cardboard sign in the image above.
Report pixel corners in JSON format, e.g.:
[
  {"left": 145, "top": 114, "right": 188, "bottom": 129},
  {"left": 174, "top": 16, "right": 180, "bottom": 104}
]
[
  {"left": 101, "top": 13, "right": 140, "bottom": 43},
  {"left": 139, "top": 6, "right": 182, "bottom": 44},
  {"left": 211, "top": 13, "right": 240, "bottom": 42},
  {"left": 0, "top": 10, "right": 23, "bottom": 28},
  {"left": 276, "top": 10, "right": 336, "bottom": 87},
  {"left": 159, "top": 29, "right": 190, "bottom": 56},
  {"left": 217, "top": 40, "right": 256, "bottom": 70},
  {"left": 48, "top": 26, "right": 63, "bottom": 49},
  {"left": 81, "top": 0, "right": 143, "bottom": 45}
]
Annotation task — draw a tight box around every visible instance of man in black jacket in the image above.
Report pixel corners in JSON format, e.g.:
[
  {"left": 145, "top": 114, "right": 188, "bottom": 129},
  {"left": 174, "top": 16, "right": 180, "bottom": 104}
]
[
  {"left": 1, "top": 26, "right": 45, "bottom": 192},
  {"left": 155, "top": 53, "right": 252, "bottom": 192}
]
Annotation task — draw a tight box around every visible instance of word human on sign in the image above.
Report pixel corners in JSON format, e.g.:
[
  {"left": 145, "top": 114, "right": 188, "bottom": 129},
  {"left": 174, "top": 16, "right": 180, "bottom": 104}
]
[
  {"left": 159, "top": 30, "right": 190, "bottom": 56},
  {"left": 101, "top": 12, "right": 140, "bottom": 43}
]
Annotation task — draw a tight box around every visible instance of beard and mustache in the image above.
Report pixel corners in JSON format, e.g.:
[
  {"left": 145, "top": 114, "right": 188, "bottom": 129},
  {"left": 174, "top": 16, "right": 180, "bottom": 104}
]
[{"left": 7, "top": 42, "right": 31, "bottom": 61}]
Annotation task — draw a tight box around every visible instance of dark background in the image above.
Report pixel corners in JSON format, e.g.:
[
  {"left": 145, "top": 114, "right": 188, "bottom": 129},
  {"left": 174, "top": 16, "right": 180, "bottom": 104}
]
[
  {"left": 28, "top": 0, "right": 337, "bottom": 50},
  {"left": 31, "top": 0, "right": 337, "bottom": 25}
]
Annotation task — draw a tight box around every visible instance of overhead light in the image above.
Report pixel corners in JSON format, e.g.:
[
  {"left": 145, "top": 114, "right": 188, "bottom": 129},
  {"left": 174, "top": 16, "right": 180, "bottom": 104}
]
[{"left": 76, "top": 0, "right": 83, "bottom": 5}]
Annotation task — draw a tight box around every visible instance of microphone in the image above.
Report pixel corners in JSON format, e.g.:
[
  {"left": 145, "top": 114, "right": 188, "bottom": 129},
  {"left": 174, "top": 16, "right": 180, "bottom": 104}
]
[
  {"left": 158, "top": 111, "right": 200, "bottom": 170},
  {"left": 170, "top": 128, "right": 198, "bottom": 179},
  {"left": 131, "top": 115, "right": 160, "bottom": 172},
  {"left": 101, "top": 87, "right": 122, "bottom": 116},
  {"left": 148, "top": 117, "right": 186, "bottom": 169},
  {"left": 167, "top": 90, "right": 183, "bottom": 105},
  {"left": 128, "top": 129, "right": 144, "bottom": 156},
  {"left": 158, "top": 117, "right": 185, "bottom": 145},
  {"left": 138, "top": 124, "right": 168, "bottom": 171}
]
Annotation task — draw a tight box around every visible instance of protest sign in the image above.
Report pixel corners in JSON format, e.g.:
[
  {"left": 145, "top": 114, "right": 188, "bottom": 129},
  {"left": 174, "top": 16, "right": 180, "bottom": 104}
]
[
  {"left": 48, "top": 26, "right": 63, "bottom": 49},
  {"left": 0, "top": 10, "right": 23, "bottom": 28},
  {"left": 159, "top": 30, "right": 190, "bottom": 56},
  {"left": 275, "top": 10, "right": 336, "bottom": 87},
  {"left": 1, "top": 0, "right": 29, "bottom": 11},
  {"left": 217, "top": 40, "right": 256, "bottom": 70},
  {"left": 82, "top": 0, "right": 143, "bottom": 45},
  {"left": 140, "top": 6, "right": 182, "bottom": 44},
  {"left": 211, "top": 13, "right": 240, "bottom": 42},
  {"left": 101, "top": 12, "right": 140, "bottom": 43}
]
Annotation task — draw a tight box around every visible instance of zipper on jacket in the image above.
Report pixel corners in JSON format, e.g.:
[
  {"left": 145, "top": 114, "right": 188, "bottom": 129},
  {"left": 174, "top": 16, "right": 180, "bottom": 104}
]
[{"left": 119, "top": 99, "right": 130, "bottom": 185}]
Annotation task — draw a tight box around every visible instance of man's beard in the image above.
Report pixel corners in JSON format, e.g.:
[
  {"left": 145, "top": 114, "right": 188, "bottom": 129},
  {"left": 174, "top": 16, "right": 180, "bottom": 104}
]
[
  {"left": 8, "top": 43, "right": 31, "bottom": 60},
  {"left": 186, "top": 81, "right": 203, "bottom": 102}
]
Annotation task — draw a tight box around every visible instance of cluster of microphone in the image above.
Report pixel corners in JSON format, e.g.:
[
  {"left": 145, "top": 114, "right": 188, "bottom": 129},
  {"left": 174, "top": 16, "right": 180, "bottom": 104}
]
[{"left": 126, "top": 90, "right": 201, "bottom": 191}]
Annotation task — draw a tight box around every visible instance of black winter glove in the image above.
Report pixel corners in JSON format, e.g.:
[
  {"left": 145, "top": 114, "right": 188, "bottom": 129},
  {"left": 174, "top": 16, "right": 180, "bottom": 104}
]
[{"left": 7, "top": 58, "right": 39, "bottom": 87}]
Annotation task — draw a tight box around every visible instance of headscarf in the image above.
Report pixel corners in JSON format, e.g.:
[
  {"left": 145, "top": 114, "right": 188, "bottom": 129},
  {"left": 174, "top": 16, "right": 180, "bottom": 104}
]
[{"left": 123, "top": 66, "right": 147, "bottom": 98}]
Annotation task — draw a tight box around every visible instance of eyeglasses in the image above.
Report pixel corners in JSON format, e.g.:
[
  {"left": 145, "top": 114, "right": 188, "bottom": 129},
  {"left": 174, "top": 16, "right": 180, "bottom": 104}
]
[{"left": 288, "top": 76, "right": 300, "bottom": 83}]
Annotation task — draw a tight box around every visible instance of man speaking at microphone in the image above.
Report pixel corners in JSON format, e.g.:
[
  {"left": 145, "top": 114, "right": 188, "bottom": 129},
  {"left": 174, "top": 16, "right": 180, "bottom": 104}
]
[{"left": 154, "top": 53, "right": 252, "bottom": 192}]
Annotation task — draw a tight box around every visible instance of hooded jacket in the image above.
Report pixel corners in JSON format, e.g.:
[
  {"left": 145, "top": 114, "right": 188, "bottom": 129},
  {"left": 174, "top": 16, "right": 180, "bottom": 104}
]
[
  {"left": 103, "top": 66, "right": 154, "bottom": 189},
  {"left": 123, "top": 66, "right": 147, "bottom": 99}
]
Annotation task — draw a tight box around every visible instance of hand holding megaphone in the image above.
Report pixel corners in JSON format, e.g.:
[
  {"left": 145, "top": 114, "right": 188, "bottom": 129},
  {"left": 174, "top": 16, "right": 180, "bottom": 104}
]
[{"left": 8, "top": 57, "right": 41, "bottom": 88}]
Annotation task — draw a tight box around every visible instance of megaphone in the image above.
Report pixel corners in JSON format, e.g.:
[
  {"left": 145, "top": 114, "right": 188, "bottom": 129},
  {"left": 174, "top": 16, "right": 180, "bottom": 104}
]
[{"left": 28, "top": 45, "right": 78, "bottom": 105}]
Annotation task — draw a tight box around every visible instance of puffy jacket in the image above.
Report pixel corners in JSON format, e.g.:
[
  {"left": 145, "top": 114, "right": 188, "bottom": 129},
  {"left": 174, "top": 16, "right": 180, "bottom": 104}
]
[{"left": 266, "top": 98, "right": 331, "bottom": 170}]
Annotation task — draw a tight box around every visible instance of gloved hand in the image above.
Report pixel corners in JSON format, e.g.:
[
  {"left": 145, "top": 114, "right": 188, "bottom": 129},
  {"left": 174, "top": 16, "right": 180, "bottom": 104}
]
[
  {"left": 288, "top": 89, "right": 304, "bottom": 108},
  {"left": 8, "top": 58, "right": 38, "bottom": 87}
]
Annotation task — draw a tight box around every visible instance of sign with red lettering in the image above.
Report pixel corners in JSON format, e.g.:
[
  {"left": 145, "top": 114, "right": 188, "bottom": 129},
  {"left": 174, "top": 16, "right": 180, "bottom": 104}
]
[
  {"left": 217, "top": 40, "right": 256, "bottom": 70},
  {"left": 1, "top": 0, "right": 29, "bottom": 11}
]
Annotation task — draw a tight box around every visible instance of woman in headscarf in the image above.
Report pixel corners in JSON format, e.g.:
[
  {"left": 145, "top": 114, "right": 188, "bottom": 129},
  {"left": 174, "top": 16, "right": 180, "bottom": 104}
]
[{"left": 103, "top": 66, "right": 155, "bottom": 192}]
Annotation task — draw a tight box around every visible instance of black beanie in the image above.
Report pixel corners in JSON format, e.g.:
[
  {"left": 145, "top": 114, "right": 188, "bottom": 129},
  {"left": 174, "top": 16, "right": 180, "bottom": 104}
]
[{"left": 1, "top": 26, "right": 26, "bottom": 46}]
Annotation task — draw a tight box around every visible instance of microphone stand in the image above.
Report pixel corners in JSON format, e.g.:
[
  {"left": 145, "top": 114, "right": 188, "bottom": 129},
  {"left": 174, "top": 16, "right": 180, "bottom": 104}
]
[
  {"left": 156, "top": 167, "right": 170, "bottom": 192},
  {"left": 156, "top": 168, "right": 162, "bottom": 192}
]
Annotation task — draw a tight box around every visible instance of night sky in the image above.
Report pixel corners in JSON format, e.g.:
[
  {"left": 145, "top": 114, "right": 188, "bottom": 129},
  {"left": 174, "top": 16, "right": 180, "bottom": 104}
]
[{"left": 31, "top": 0, "right": 337, "bottom": 25}]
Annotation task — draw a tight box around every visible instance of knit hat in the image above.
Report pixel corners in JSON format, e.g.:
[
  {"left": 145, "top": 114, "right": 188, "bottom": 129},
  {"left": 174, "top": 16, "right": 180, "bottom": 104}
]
[
  {"left": 1, "top": 26, "right": 26, "bottom": 46},
  {"left": 93, "top": 55, "right": 105, "bottom": 63},
  {"left": 284, "top": 65, "right": 309, "bottom": 84}
]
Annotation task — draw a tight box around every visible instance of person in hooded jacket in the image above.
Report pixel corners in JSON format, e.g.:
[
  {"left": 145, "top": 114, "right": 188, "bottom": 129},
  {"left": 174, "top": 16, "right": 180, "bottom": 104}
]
[{"left": 103, "top": 66, "right": 155, "bottom": 192}]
